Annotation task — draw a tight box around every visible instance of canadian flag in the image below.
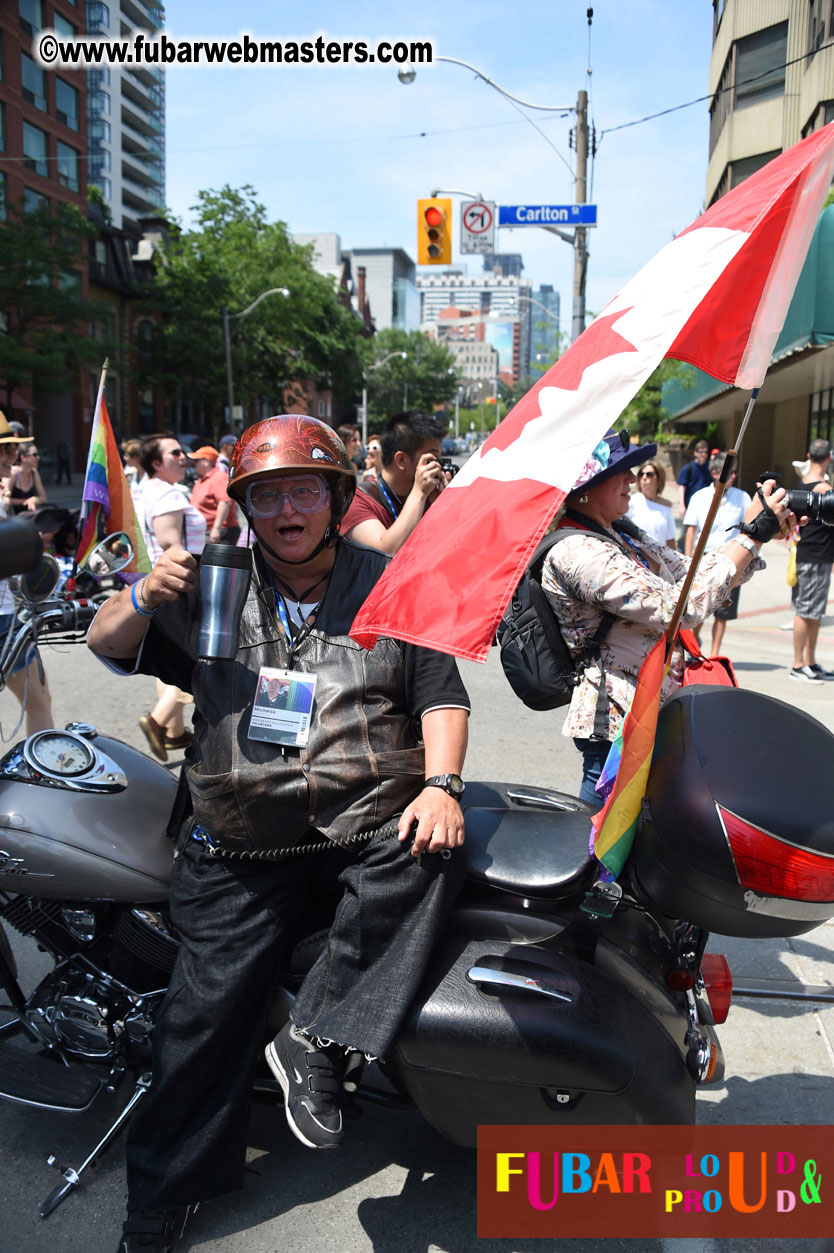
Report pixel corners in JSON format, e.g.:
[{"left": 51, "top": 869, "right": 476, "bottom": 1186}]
[{"left": 351, "top": 125, "right": 834, "bottom": 660}]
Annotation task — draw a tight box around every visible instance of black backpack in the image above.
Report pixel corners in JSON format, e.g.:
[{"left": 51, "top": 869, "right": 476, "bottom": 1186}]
[{"left": 497, "top": 529, "right": 616, "bottom": 712}]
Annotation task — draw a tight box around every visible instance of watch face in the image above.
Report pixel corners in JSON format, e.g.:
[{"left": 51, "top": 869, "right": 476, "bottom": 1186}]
[{"left": 447, "top": 774, "right": 465, "bottom": 796}]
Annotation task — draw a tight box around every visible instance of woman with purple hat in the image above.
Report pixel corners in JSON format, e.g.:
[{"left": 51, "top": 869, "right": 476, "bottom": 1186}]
[{"left": 541, "top": 428, "right": 794, "bottom": 806}]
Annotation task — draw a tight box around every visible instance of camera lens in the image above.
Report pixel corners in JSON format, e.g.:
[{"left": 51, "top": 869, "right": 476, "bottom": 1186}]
[{"left": 784, "top": 488, "right": 834, "bottom": 526}]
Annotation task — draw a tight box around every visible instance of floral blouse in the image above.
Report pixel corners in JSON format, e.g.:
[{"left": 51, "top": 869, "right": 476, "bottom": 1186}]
[{"left": 541, "top": 522, "right": 762, "bottom": 742}]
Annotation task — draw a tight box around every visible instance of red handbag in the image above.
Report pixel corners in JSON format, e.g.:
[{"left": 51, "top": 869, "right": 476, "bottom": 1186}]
[{"left": 678, "top": 628, "right": 738, "bottom": 688}]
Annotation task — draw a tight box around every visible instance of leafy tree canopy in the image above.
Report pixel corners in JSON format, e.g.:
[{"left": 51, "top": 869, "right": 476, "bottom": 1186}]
[
  {"left": 0, "top": 201, "right": 108, "bottom": 405},
  {"left": 141, "top": 185, "right": 363, "bottom": 426},
  {"left": 359, "top": 328, "right": 458, "bottom": 427},
  {"left": 618, "top": 359, "right": 696, "bottom": 442}
]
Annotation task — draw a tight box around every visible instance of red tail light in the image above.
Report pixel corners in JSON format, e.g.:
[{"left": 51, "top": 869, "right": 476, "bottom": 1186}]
[
  {"left": 701, "top": 953, "right": 732, "bottom": 1024},
  {"left": 665, "top": 968, "right": 695, "bottom": 991},
  {"left": 717, "top": 805, "right": 834, "bottom": 902}
]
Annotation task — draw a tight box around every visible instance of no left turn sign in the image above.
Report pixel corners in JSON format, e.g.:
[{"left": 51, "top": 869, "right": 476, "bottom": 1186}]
[{"left": 460, "top": 200, "right": 496, "bottom": 254}]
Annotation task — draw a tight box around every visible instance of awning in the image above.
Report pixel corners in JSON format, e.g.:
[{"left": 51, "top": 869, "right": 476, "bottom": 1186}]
[
  {"left": 2, "top": 391, "right": 37, "bottom": 413},
  {"left": 664, "top": 203, "right": 834, "bottom": 419}
]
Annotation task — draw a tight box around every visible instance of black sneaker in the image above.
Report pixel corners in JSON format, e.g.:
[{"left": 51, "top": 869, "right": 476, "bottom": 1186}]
[
  {"left": 265, "top": 1022, "right": 344, "bottom": 1150},
  {"left": 790, "top": 665, "right": 824, "bottom": 684},
  {"left": 117, "top": 1206, "right": 195, "bottom": 1252},
  {"left": 810, "top": 663, "right": 834, "bottom": 680}
]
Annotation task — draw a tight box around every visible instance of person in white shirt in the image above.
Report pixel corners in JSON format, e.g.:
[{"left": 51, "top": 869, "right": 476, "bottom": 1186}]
[
  {"left": 136, "top": 435, "right": 207, "bottom": 760},
  {"left": 627, "top": 459, "right": 676, "bottom": 548},
  {"left": 683, "top": 453, "right": 752, "bottom": 654}
]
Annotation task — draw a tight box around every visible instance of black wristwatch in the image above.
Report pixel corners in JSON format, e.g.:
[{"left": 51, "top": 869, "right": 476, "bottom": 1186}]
[{"left": 424, "top": 773, "right": 465, "bottom": 800}]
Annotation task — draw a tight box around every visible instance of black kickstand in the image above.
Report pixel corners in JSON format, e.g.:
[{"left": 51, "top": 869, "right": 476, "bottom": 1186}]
[{"left": 39, "top": 1071, "right": 152, "bottom": 1218}]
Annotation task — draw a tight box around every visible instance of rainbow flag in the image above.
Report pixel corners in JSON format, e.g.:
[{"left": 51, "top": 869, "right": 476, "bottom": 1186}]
[
  {"left": 75, "top": 372, "right": 150, "bottom": 581},
  {"left": 590, "top": 635, "right": 667, "bottom": 878}
]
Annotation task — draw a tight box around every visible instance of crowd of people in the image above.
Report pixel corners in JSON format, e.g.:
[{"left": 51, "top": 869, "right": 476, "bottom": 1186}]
[{"left": 0, "top": 408, "right": 823, "bottom": 1251}]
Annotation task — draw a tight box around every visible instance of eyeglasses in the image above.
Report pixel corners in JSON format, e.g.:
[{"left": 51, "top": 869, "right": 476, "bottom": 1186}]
[
  {"left": 639, "top": 470, "right": 656, "bottom": 478},
  {"left": 166, "top": 449, "right": 187, "bottom": 458},
  {"left": 246, "top": 474, "right": 331, "bottom": 518},
  {"left": 26, "top": 451, "right": 40, "bottom": 458}
]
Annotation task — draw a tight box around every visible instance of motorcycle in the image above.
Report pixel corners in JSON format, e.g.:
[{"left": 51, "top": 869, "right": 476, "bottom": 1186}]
[{"left": 1, "top": 535, "right": 834, "bottom": 1219}]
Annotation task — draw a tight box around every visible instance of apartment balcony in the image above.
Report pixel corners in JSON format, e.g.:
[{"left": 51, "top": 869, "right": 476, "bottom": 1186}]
[
  {"left": 122, "top": 154, "right": 162, "bottom": 192},
  {"left": 121, "top": 178, "right": 160, "bottom": 215},
  {"left": 121, "top": 102, "right": 164, "bottom": 140},
  {"left": 122, "top": 73, "right": 164, "bottom": 117},
  {"left": 121, "top": 0, "right": 164, "bottom": 31},
  {"left": 122, "top": 118, "right": 163, "bottom": 161}
]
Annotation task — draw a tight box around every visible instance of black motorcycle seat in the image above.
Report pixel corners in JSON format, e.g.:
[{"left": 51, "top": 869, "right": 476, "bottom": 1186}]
[{"left": 461, "top": 782, "right": 597, "bottom": 899}]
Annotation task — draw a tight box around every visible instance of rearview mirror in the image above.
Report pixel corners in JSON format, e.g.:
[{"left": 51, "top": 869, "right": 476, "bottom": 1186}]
[{"left": 82, "top": 532, "right": 134, "bottom": 578}]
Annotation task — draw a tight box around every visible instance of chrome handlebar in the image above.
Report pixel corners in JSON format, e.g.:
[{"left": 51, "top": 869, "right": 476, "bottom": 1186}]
[{"left": 0, "top": 598, "right": 99, "bottom": 684}]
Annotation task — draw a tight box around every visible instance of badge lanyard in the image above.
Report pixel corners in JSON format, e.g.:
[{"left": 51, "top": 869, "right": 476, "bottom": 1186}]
[{"left": 271, "top": 569, "right": 330, "bottom": 661}]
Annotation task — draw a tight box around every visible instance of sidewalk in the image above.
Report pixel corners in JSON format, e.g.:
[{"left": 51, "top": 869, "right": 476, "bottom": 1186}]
[{"left": 724, "top": 537, "right": 834, "bottom": 732}]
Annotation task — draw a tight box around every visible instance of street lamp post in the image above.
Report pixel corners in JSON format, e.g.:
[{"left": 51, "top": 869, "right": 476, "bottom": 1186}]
[
  {"left": 222, "top": 287, "right": 290, "bottom": 429},
  {"left": 398, "top": 60, "right": 589, "bottom": 342},
  {"left": 512, "top": 293, "right": 561, "bottom": 325},
  {"left": 361, "top": 351, "right": 407, "bottom": 444}
]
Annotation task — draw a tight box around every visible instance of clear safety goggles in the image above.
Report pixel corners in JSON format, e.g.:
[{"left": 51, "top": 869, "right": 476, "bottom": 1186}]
[{"left": 246, "top": 474, "right": 331, "bottom": 518}]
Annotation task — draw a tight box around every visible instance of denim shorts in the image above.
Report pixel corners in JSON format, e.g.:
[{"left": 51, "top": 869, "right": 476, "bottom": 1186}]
[{"left": 0, "top": 612, "right": 38, "bottom": 677}]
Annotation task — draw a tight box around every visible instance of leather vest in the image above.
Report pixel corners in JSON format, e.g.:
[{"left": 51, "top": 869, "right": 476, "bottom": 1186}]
[{"left": 185, "top": 540, "right": 425, "bottom": 854}]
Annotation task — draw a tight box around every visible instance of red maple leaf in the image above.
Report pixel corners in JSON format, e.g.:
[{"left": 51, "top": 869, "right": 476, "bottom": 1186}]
[
  {"left": 489, "top": 308, "right": 638, "bottom": 452},
  {"left": 550, "top": 308, "right": 638, "bottom": 391}
]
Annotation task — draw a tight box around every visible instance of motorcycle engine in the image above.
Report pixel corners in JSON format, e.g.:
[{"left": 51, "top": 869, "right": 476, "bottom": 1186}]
[{"left": 25, "top": 961, "right": 160, "bottom": 1061}]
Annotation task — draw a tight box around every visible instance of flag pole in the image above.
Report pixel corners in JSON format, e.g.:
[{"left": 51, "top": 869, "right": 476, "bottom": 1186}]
[
  {"left": 72, "top": 358, "right": 110, "bottom": 582},
  {"left": 664, "top": 386, "right": 760, "bottom": 654}
]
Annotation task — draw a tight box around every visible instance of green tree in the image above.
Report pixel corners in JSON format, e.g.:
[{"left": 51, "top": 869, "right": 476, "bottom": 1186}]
[
  {"left": 0, "top": 202, "right": 108, "bottom": 407},
  {"left": 360, "top": 329, "right": 458, "bottom": 425},
  {"left": 618, "top": 360, "right": 696, "bottom": 442},
  {"left": 140, "top": 186, "right": 363, "bottom": 428}
]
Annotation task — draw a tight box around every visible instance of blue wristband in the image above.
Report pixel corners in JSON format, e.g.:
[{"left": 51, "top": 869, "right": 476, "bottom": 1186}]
[{"left": 130, "top": 580, "right": 158, "bottom": 618}]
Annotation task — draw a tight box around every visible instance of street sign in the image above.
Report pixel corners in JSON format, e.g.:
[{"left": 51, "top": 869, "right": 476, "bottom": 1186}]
[
  {"left": 498, "top": 204, "right": 597, "bottom": 227},
  {"left": 460, "top": 200, "right": 496, "bottom": 254}
]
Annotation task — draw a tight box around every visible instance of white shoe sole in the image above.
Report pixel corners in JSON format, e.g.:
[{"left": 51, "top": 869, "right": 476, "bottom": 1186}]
[{"left": 264, "top": 1037, "right": 341, "bottom": 1151}]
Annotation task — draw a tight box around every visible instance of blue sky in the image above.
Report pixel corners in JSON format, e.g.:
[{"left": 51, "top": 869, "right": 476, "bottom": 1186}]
[{"left": 163, "top": 1, "right": 714, "bottom": 325}]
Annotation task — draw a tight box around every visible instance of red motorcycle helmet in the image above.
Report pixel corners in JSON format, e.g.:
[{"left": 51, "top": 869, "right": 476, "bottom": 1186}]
[{"left": 227, "top": 416, "right": 357, "bottom": 529}]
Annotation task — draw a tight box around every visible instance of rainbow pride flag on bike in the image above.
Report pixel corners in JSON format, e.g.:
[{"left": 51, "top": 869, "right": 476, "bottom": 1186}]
[
  {"left": 76, "top": 367, "right": 150, "bottom": 581},
  {"left": 590, "top": 635, "right": 667, "bottom": 877}
]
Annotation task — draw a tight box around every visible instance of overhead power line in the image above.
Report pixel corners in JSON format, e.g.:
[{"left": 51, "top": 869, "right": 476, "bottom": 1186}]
[{"left": 600, "top": 38, "right": 834, "bottom": 140}]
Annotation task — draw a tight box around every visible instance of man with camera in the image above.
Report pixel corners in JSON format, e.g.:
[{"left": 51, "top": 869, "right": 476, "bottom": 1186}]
[
  {"left": 342, "top": 411, "right": 448, "bottom": 555},
  {"left": 792, "top": 437, "right": 834, "bottom": 683}
]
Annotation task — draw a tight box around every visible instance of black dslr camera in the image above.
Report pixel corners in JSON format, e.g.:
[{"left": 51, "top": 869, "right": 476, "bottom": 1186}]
[
  {"left": 439, "top": 457, "right": 459, "bottom": 479},
  {"left": 760, "top": 472, "right": 834, "bottom": 526}
]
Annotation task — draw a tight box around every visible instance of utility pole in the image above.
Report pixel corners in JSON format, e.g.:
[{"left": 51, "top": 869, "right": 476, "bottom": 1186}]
[{"left": 571, "top": 89, "right": 589, "bottom": 343}]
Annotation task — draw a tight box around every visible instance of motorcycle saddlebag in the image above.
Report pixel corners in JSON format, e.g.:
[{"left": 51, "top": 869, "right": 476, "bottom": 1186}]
[
  {"left": 391, "top": 937, "right": 694, "bottom": 1146},
  {"left": 632, "top": 687, "right": 834, "bottom": 938}
]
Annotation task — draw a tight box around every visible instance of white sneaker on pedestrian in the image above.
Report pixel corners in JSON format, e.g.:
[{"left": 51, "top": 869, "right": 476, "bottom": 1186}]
[
  {"left": 778, "top": 621, "right": 794, "bottom": 631},
  {"left": 790, "top": 665, "right": 824, "bottom": 684}
]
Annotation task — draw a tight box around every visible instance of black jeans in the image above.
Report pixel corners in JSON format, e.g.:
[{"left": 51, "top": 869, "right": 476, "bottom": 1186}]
[{"left": 126, "top": 828, "right": 466, "bottom": 1209}]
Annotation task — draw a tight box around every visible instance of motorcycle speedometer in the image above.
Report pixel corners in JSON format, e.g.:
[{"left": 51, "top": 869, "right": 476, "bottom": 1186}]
[{"left": 24, "top": 730, "right": 97, "bottom": 778}]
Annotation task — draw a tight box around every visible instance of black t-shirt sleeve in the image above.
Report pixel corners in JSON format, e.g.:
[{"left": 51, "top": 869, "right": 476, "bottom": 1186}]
[{"left": 402, "top": 642, "right": 470, "bottom": 719}]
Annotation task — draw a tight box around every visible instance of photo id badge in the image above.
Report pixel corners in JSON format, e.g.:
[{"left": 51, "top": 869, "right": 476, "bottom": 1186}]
[{"left": 248, "top": 666, "right": 317, "bottom": 749}]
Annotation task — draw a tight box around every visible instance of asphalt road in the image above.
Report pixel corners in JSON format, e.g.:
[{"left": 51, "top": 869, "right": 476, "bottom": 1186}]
[{"left": 0, "top": 552, "right": 832, "bottom": 1252}]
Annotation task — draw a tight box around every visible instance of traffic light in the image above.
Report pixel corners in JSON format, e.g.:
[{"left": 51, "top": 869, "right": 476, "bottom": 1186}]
[{"left": 417, "top": 198, "right": 452, "bottom": 265}]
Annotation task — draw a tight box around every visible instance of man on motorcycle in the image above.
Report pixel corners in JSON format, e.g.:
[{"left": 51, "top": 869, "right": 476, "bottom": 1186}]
[{"left": 87, "top": 416, "right": 470, "bottom": 1253}]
